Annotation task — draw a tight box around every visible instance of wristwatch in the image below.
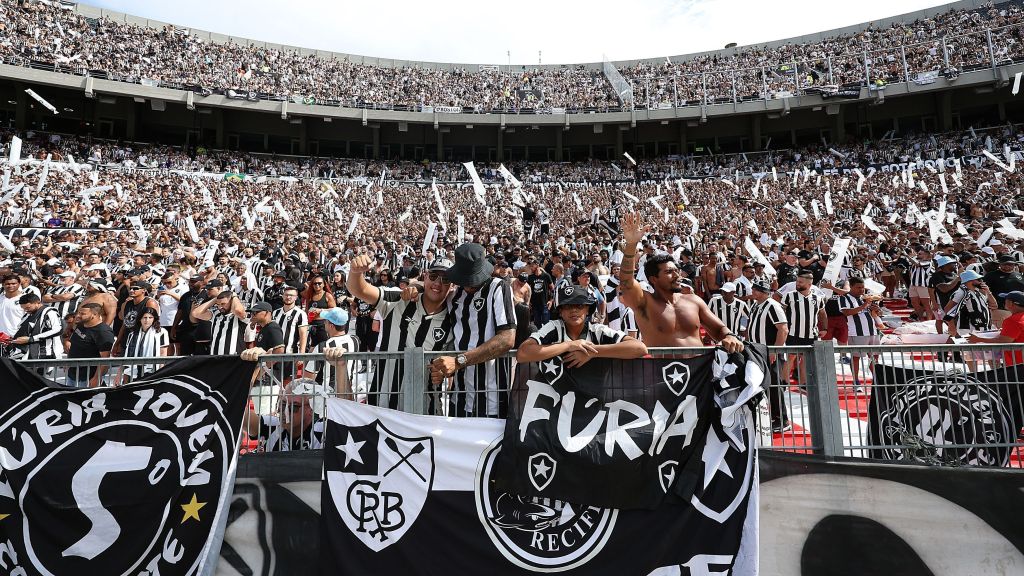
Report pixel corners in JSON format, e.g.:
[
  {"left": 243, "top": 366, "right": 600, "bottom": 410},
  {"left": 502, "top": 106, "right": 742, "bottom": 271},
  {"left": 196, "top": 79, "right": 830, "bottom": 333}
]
[{"left": 456, "top": 354, "right": 468, "bottom": 368}]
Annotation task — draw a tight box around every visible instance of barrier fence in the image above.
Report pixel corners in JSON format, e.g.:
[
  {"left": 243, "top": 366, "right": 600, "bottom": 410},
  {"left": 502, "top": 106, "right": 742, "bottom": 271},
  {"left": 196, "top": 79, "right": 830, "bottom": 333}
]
[{"left": 15, "top": 341, "right": 1024, "bottom": 467}]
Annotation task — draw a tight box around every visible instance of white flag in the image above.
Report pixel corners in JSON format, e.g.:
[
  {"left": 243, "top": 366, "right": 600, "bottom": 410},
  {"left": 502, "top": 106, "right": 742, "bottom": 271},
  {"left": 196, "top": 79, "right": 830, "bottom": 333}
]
[
  {"left": 822, "top": 238, "right": 851, "bottom": 286},
  {"left": 422, "top": 222, "right": 437, "bottom": 256},
  {"left": 185, "top": 215, "right": 201, "bottom": 243},
  {"left": 462, "top": 162, "right": 487, "bottom": 205},
  {"left": 744, "top": 237, "right": 777, "bottom": 276}
]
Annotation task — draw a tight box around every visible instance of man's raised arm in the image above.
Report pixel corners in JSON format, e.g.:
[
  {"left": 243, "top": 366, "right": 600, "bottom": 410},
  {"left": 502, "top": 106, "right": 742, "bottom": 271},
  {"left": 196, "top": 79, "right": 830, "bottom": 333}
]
[{"left": 617, "top": 212, "right": 649, "bottom": 312}]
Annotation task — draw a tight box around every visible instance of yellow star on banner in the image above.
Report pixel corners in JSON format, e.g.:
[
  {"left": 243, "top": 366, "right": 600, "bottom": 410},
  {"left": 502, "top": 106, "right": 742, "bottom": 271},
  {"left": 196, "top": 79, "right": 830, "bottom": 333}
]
[
  {"left": 0, "top": 514, "right": 8, "bottom": 521},
  {"left": 180, "top": 494, "right": 207, "bottom": 524}
]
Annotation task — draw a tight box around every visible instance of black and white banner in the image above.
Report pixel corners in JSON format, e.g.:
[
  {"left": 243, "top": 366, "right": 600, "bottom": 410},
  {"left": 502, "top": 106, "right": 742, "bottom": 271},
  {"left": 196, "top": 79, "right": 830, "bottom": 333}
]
[
  {"left": 495, "top": 349, "right": 765, "bottom": 510},
  {"left": 321, "top": 348, "right": 764, "bottom": 575},
  {"left": 0, "top": 357, "right": 252, "bottom": 576},
  {"left": 868, "top": 362, "right": 1024, "bottom": 466}
]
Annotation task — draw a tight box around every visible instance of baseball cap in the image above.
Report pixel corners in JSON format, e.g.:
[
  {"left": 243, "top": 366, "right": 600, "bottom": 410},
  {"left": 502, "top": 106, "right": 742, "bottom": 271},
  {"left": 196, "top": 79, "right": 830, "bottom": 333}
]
[
  {"left": 428, "top": 258, "right": 454, "bottom": 272},
  {"left": 247, "top": 302, "right": 273, "bottom": 314},
  {"left": 205, "top": 279, "right": 225, "bottom": 288},
  {"left": 57, "top": 271, "right": 76, "bottom": 278},
  {"left": 959, "top": 270, "right": 983, "bottom": 283},
  {"left": 320, "top": 307, "right": 350, "bottom": 327},
  {"left": 999, "top": 291, "right": 1024, "bottom": 306},
  {"left": 752, "top": 281, "right": 772, "bottom": 293},
  {"left": 998, "top": 254, "right": 1023, "bottom": 264},
  {"left": 721, "top": 282, "right": 737, "bottom": 293}
]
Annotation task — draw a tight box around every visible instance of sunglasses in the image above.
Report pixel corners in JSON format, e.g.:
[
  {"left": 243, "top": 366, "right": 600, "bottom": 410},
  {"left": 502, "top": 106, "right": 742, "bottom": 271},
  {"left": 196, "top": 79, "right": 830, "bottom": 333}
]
[
  {"left": 130, "top": 286, "right": 144, "bottom": 291},
  {"left": 312, "top": 282, "right": 324, "bottom": 286},
  {"left": 427, "top": 272, "right": 451, "bottom": 284}
]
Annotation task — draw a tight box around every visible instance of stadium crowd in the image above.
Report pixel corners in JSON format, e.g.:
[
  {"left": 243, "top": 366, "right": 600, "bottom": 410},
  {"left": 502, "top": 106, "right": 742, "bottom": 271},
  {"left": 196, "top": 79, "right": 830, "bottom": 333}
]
[
  {"left": 4, "top": 119, "right": 1024, "bottom": 433},
  {"left": 2, "top": 0, "right": 1024, "bottom": 111}
]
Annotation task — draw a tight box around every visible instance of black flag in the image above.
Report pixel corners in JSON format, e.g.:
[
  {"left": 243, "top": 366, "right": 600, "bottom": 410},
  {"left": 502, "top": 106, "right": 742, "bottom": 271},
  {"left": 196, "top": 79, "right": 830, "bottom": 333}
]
[
  {"left": 0, "top": 356, "right": 252, "bottom": 576},
  {"left": 868, "top": 361, "right": 1024, "bottom": 466},
  {"left": 494, "top": 348, "right": 766, "bottom": 509}
]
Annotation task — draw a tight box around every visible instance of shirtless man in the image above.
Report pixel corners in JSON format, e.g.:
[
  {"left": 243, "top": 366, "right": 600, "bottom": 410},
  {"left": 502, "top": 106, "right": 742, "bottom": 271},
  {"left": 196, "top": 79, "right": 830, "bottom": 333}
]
[
  {"left": 618, "top": 213, "right": 743, "bottom": 352},
  {"left": 699, "top": 253, "right": 721, "bottom": 301},
  {"left": 81, "top": 281, "right": 118, "bottom": 326}
]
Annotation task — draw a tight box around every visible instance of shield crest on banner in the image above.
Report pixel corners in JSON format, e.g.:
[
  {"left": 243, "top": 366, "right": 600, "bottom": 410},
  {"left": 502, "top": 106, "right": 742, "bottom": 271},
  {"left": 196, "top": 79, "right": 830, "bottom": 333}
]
[
  {"left": 661, "top": 361, "right": 691, "bottom": 396},
  {"left": 528, "top": 453, "right": 557, "bottom": 492},
  {"left": 327, "top": 420, "right": 434, "bottom": 552},
  {"left": 658, "top": 460, "right": 679, "bottom": 493},
  {"left": 691, "top": 415, "right": 755, "bottom": 524}
]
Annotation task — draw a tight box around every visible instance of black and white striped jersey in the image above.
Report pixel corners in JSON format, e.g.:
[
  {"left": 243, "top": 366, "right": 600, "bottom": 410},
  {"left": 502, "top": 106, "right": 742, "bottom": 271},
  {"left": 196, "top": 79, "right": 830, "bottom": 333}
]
[
  {"left": 779, "top": 290, "right": 825, "bottom": 340},
  {"left": 273, "top": 305, "right": 308, "bottom": 354},
  {"left": 838, "top": 294, "right": 879, "bottom": 336},
  {"left": 944, "top": 287, "right": 993, "bottom": 331},
  {"left": 746, "top": 298, "right": 788, "bottom": 345},
  {"left": 707, "top": 295, "right": 750, "bottom": 336},
  {"left": 605, "top": 298, "right": 637, "bottom": 335},
  {"left": 47, "top": 283, "right": 84, "bottom": 319},
  {"left": 15, "top": 306, "right": 63, "bottom": 359},
  {"left": 448, "top": 277, "right": 516, "bottom": 417},
  {"left": 209, "top": 308, "right": 248, "bottom": 355},
  {"left": 909, "top": 261, "right": 934, "bottom": 287},
  {"left": 370, "top": 291, "right": 452, "bottom": 410},
  {"left": 304, "top": 334, "right": 359, "bottom": 388},
  {"left": 529, "top": 319, "right": 625, "bottom": 346}
]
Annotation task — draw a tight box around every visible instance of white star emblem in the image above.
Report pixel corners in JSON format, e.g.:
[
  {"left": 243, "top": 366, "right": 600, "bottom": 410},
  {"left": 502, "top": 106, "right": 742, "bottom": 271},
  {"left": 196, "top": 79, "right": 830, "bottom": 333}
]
[
  {"left": 667, "top": 369, "right": 685, "bottom": 385},
  {"left": 542, "top": 359, "right": 560, "bottom": 375},
  {"left": 337, "top": 432, "right": 366, "bottom": 467},
  {"left": 701, "top": 427, "right": 734, "bottom": 489},
  {"left": 532, "top": 459, "right": 552, "bottom": 479}
]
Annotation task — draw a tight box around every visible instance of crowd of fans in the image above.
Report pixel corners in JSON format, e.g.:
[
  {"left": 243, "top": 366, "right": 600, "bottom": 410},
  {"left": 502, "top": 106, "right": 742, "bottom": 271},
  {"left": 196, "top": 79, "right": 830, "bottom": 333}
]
[
  {"left": 2, "top": 0, "right": 1024, "bottom": 112},
  {"left": 624, "top": 1, "right": 1024, "bottom": 107},
  {"left": 4, "top": 119, "right": 1021, "bottom": 185},
  {"left": 3, "top": 117, "right": 1024, "bottom": 438}
]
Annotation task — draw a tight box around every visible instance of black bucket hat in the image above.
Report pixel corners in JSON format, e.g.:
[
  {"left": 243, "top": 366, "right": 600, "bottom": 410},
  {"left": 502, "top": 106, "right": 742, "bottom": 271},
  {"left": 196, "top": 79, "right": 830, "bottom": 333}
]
[
  {"left": 446, "top": 243, "right": 494, "bottom": 287},
  {"left": 554, "top": 284, "right": 597, "bottom": 313}
]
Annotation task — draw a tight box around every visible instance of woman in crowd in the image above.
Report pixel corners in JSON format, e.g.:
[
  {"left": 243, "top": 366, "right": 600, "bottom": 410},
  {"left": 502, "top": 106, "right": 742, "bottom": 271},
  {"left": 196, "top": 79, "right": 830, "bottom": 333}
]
[{"left": 117, "top": 309, "right": 170, "bottom": 385}]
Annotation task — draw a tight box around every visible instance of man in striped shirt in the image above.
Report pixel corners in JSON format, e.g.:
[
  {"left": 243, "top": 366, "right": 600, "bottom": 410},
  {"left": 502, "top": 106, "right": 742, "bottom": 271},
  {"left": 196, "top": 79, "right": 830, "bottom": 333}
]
[
  {"left": 272, "top": 286, "right": 308, "bottom": 381},
  {"left": 747, "top": 281, "right": 790, "bottom": 433},
  {"left": 347, "top": 253, "right": 453, "bottom": 410},
  {"left": 307, "top": 307, "right": 359, "bottom": 395},
  {"left": 707, "top": 282, "right": 749, "bottom": 338},
  {"left": 11, "top": 293, "right": 64, "bottom": 373},
  {"left": 429, "top": 243, "right": 516, "bottom": 418},
  {"left": 777, "top": 272, "right": 827, "bottom": 390},
  {"left": 42, "top": 271, "right": 83, "bottom": 320},
  {"left": 191, "top": 290, "right": 249, "bottom": 355},
  {"left": 838, "top": 277, "right": 886, "bottom": 389}
]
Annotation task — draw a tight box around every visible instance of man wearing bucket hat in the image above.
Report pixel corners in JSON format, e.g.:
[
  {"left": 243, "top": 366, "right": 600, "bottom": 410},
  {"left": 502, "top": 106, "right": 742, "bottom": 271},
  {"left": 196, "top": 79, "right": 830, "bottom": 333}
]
[
  {"left": 942, "top": 270, "right": 998, "bottom": 337},
  {"left": 429, "top": 243, "right": 516, "bottom": 417},
  {"left": 344, "top": 252, "right": 454, "bottom": 410},
  {"left": 517, "top": 284, "right": 647, "bottom": 367}
]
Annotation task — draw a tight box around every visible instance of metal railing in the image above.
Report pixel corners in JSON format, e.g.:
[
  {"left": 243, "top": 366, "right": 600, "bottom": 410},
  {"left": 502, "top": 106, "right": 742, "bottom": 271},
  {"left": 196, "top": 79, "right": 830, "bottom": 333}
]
[{"left": 15, "top": 341, "right": 1024, "bottom": 467}]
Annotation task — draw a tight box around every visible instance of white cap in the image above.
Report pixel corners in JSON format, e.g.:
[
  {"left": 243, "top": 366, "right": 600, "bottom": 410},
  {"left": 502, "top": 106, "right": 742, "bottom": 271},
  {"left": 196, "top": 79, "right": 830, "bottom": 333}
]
[
  {"left": 982, "top": 246, "right": 996, "bottom": 255},
  {"left": 721, "top": 281, "right": 737, "bottom": 293},
  {"left": 991, "top": 239, "right": 1003, "bottom": 246},
  {"left": 58, "top": 271, "right": 76, "bottom": 278}
]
